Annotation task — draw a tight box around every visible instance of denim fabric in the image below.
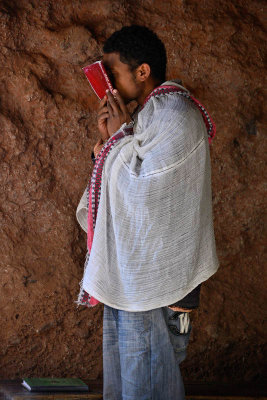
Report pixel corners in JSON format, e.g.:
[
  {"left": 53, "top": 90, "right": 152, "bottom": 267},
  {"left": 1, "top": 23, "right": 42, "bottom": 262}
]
[{"left": 103, "top": 305, "right": 192, "bottom": 400}]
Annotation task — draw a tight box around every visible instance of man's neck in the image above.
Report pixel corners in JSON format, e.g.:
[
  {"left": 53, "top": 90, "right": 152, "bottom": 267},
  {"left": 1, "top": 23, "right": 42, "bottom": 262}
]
[{"left": 137, "top": 79, "right": 162, "bottom": 105}]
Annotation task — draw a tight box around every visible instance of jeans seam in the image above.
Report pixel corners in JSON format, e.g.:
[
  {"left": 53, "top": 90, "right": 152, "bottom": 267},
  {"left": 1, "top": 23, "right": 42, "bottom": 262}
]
[{"left": 112, "top": 307, "right": 118, "bottom": 321}]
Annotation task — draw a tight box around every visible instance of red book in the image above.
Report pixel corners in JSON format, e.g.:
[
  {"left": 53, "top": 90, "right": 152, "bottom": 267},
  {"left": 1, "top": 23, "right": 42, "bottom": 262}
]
[{"left": 82, "top": 61, "right": 114, "bottom": 100}]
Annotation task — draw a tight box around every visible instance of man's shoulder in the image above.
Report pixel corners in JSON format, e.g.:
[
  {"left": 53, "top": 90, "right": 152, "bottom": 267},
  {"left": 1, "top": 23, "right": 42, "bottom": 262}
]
[
  {"left": 139, "top": 83, "right": 194, "bottom": 122},
  {"left": 148, "top": 80, "right": 191, "bottom": 109}
]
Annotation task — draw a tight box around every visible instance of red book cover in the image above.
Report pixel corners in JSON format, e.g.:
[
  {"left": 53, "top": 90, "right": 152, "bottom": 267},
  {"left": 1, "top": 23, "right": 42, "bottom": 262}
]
[{"left": 82, "top": 61, "right": 114, "bottom": 100}]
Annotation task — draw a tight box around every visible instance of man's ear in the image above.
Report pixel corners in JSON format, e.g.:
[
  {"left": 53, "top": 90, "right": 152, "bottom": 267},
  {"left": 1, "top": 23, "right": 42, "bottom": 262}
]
[{"left": 136, "top": 63, "right": 151, "bottom": 82}]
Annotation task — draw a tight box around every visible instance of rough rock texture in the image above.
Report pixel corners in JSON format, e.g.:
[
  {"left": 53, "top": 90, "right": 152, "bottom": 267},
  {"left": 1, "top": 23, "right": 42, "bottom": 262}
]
[{"left": 0, "top": 0, "right": 266, "bottom": 383}]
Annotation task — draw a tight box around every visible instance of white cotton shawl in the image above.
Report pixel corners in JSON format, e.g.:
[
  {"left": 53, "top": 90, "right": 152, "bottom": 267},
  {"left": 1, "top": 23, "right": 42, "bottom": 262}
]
[{"left": 76, "top": 81, "right": 220, "bottom": 311}]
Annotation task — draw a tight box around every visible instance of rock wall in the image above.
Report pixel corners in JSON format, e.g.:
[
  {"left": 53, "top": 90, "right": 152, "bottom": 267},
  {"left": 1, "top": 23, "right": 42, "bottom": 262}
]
[{"left": 0, "top": 0, "right": 265, "bottom": 382}]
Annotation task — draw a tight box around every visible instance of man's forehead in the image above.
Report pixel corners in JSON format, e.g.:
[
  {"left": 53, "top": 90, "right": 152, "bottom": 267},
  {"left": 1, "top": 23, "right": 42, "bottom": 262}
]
[
  {"left": 102, "top": 52, "right": 120, "bottom": 66},
  {"left": 102, "top": 52, "right": 132, "bottom": 72}
]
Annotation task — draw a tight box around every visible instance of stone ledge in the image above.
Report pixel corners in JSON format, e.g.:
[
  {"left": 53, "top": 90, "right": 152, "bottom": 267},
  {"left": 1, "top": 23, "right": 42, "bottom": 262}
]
[{"left": 0, "top": 380, "right": 102, "bottom": 400}]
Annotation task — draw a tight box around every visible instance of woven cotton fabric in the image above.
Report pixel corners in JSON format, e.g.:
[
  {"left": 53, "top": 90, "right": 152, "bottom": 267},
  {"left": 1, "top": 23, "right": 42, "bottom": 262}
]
[{"left": 76, "top": 81, "right": 220, "bottom": 311}]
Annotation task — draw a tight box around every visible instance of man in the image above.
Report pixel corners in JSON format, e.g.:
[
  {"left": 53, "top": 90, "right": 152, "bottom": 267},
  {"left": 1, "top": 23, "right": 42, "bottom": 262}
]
[{"left": 76, "top": 25, "right": 219, "bottom": 400}]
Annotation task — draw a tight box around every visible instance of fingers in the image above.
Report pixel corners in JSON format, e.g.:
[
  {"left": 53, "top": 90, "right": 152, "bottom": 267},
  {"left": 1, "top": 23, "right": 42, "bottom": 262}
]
[
  {"left": 98, "top": 95, "right": 107, "bottom": 111},
  {"left": 98, "top": 97, "right": 109, "bottom": 119},
  {"left": 106, "top": 89, "right": 132, "bottom": 124},
  {"left": 98, "top": 105, "right": 109, "bottom": 121},
  {"left": 97, "top": 106, "right": 108, "bottom": 117},
  {"left": 106, "top": 100, "right": 113, "bottom": 117},
  {"left": 106, "top": 90, "right": 119, "bottom": 115},
  {"left": 113, "top": 89, "right": 127, "bottom": 113},
  {"left": 98, "top": 111, "right": 109, "bottom": 121}
]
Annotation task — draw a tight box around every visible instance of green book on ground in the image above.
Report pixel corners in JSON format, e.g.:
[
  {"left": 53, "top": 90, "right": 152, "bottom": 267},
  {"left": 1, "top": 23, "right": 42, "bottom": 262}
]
[{"left": 21, "top": 377, "right": 89, "bottom": 392}]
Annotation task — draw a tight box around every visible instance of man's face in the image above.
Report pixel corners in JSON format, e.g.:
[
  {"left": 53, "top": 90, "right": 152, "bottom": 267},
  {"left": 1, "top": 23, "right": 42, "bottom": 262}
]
[{"left": 102, "top": 52, "right": 141, "bottom": 104}]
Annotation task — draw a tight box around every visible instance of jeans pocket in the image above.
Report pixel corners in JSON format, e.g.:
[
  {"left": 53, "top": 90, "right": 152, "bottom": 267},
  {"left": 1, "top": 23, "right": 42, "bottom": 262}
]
[{"left": 164, "top": 308, "right": 192, "bottom": 364}]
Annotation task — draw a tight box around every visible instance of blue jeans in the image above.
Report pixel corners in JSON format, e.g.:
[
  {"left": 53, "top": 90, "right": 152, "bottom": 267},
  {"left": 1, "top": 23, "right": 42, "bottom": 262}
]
[{"left": 103, "top": 305, "right": 192, "bottom": 400}]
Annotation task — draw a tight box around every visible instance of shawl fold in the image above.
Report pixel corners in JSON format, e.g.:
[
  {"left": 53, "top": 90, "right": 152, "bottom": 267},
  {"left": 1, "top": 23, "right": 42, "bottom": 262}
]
[{"left": 76, "top": 81, "right": 219, "bottom": 311}]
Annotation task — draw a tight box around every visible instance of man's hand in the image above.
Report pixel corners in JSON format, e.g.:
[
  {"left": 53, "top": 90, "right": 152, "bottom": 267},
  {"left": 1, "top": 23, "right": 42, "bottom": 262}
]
[
  {"left": 96, "top": 89, "right": 131, "bottom": 155},
  {"left": 106, "top": 90, "right": 132, "bottom": 137},
  {"left": 97, "top": 95, "right": 110, "bottom": 142}
]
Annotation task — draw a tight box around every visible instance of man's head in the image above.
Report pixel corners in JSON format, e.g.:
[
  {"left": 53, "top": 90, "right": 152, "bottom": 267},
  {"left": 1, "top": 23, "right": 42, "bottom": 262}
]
[{"left": 102, "top": 25, "right": 167, "bottom": 104}]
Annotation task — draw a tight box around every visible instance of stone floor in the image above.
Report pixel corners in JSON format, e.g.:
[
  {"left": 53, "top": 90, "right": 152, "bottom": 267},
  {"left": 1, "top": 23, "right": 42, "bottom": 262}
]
[{"left": 0, "top": 380, "right": 266, "bottom": 400}]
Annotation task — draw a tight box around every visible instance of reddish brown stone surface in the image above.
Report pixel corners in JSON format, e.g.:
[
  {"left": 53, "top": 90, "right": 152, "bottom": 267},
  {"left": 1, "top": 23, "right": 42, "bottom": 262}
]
[{"left": 0, "top": 0, "right": 266, "bottom": 383}]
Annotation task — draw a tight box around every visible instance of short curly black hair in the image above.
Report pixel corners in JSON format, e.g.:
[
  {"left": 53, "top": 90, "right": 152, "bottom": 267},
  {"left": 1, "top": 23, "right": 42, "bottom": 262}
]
[{"left": 103, "top": 25, "right": 167, "bottom": 82}]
